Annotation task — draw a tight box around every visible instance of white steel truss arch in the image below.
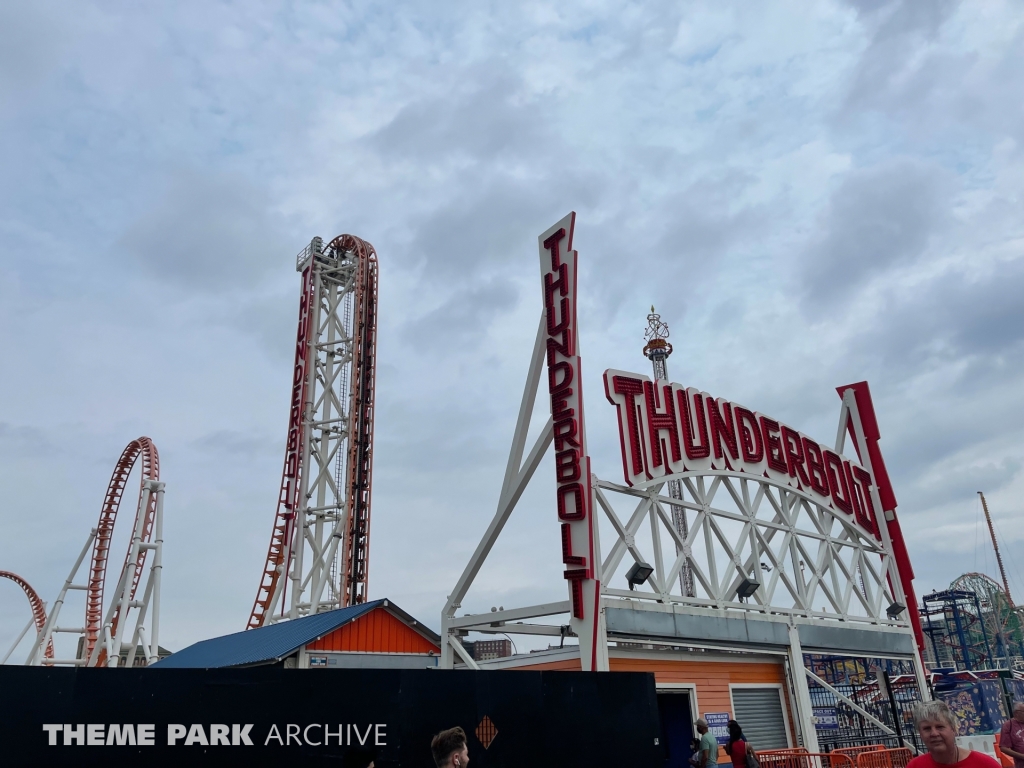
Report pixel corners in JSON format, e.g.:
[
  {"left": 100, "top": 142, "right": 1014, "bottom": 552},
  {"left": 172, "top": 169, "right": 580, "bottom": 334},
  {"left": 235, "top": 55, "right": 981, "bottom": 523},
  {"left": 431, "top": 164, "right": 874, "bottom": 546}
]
[
  {"left": 594, "top": 472, "right": 899, "bottom": 624},
  {"left": 440, "top": 309, "right": 919, "bottom": 663}
]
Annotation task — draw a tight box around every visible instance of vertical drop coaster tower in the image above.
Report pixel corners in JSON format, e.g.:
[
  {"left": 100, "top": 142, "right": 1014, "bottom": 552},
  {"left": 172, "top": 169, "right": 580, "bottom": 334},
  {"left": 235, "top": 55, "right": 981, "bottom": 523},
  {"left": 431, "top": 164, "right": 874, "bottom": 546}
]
[{"left": 249, "top": 234, "right": 379, "bottom": 628}]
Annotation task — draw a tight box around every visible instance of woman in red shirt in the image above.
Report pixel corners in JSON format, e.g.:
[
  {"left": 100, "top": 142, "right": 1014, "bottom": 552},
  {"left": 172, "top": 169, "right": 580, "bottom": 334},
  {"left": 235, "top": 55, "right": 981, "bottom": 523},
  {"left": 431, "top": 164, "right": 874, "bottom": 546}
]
[
  {"left": 908, "top": 700, "right": 1001, "bottom": 768},
  {"left": 726, "top": 719, "right": 755, "bottom": 768}
]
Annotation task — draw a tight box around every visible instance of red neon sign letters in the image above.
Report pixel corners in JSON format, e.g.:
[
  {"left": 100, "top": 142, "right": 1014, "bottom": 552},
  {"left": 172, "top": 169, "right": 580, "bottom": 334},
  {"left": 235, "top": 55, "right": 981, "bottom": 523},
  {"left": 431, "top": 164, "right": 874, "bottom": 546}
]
[
  {"left": 540, "top": 214, "right": 596, "bottom": 621},
  {"left": 603, "top": 370, "right": 881, "bottom": 540}
]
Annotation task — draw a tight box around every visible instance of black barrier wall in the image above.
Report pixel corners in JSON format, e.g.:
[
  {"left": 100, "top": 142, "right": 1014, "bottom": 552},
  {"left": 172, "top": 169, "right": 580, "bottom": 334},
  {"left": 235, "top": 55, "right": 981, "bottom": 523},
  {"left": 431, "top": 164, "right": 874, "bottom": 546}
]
[{"left": 0, "top": 666, "right": 662, "bottom": 767}]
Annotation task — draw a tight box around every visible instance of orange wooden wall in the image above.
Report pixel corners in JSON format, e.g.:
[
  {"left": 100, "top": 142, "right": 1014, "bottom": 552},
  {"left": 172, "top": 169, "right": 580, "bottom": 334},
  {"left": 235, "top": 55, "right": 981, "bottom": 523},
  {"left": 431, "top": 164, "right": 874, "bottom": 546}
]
[
  {"left": 513, "top": 654, "right": 795, "bottom": 752},
  {"left": 610, "top": 657, "right": 786, "bottom": 714},
  {"left": 305, "top": 607, "right": 440, "bottom": 654}
]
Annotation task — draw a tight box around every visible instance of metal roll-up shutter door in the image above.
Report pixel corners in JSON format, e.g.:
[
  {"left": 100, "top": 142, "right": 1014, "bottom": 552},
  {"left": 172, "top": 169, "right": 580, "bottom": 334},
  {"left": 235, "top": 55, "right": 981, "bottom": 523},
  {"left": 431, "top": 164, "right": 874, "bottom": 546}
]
[{"left": 732, "top": 687, "right": 789, "bottom": 751}]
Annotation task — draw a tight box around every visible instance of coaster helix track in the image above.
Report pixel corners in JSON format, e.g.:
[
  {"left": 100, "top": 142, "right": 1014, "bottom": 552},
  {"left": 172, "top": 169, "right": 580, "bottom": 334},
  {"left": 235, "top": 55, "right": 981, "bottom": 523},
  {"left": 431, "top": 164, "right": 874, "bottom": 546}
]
[
  {"left": 6, "top": 436, "right": 162, "bottom": 667},
  {"left": 248, "top": 234, "right": 378, "bottom": 629},
  {"left": 86, "top": 437, "right": 160, "bottom": 663},
  {"left": 0, "top": 571, "right": 53, "bottom": 660}
]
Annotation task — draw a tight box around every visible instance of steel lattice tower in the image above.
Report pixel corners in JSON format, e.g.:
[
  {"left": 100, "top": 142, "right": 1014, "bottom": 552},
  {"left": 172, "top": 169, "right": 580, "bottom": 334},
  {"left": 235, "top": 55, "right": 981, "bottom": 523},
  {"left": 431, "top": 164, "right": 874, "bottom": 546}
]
[
  {"left": 643, "top": 307, "right": 694, "bottom": 597},
  {"left": 249, "top": 234, "right": 378, "bottom": 628}
]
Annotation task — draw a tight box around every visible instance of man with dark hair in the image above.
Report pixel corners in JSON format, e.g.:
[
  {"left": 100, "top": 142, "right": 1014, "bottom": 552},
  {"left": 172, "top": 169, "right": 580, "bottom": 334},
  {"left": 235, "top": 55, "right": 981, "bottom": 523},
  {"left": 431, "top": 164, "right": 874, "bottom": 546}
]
[{"left": 431, "top": 726, "right": 469, "bottom": 768}]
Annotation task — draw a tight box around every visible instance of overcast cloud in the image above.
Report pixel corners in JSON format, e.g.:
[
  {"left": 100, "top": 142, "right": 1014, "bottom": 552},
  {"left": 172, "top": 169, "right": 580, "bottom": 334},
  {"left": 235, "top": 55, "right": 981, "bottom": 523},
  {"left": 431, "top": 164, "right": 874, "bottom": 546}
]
[{"left": 2, "top": 0, "right": 1023, "bottom": 657}]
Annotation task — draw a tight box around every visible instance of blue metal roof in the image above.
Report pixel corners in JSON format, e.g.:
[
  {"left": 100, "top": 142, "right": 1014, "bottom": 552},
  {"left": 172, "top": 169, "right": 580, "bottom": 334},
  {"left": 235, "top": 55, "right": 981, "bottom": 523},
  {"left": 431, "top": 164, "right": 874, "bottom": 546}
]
[{"left": 152, "top": 600, "right": 385, "bottom": 668}]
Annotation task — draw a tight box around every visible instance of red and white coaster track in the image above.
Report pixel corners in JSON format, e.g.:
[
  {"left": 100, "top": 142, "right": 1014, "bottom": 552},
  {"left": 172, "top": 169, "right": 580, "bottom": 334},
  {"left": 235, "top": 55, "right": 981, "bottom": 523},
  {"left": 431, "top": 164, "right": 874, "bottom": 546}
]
[
  {"left": 24, "top": 436, "right": 166, "bottom": 666},
  {"left": 0, "top": 571, "right": 52, "bottom": 662},
  {"left": 86, "top": 438, "right": 160, "bottom": 663},
  {"left": 248, "top": 234, "right": 378, "bottom": 628}
]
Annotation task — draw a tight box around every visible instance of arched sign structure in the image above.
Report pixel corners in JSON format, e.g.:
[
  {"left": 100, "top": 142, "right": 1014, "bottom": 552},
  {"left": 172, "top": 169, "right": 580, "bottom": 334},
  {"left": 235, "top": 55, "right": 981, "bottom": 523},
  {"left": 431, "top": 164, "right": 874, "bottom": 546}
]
[{"left": 440, "top": 213, "right": 928, "bottom": 751}]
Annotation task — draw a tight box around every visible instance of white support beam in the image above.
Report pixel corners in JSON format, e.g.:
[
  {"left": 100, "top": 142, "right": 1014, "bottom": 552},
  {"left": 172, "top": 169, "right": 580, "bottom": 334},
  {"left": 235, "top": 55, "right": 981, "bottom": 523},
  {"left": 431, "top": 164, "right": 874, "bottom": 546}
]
[
  {"left": 469, "top": 624, "right": 567, "bottom": 637},
  {"left": 448, "top": 601, "right": 571, "bottom": 630},
  {"left": 804, "top": 668, "right": 917, "bottom": 751},
  {"left": 449, "top": 636, "right": 480, "bottom": 670},
  {"left": 29, "top": 528, "right": 96, "bottom": 666},
  {"left": 3, "top": 617, "right": 34, "bottom": 665},
  {"left": 788, "top": 624, "right": 820, "bottom": 752},
  {"left": 440, "top": 314, "right": 554, "bottom": 669}
]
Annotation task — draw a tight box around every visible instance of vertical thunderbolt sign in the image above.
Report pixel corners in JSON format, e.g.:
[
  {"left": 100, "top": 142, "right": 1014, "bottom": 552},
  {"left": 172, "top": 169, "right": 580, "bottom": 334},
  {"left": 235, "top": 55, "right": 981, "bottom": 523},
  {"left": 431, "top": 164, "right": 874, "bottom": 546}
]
[{"left": 539, "top": 213, "right": 601, "bottom": 670}]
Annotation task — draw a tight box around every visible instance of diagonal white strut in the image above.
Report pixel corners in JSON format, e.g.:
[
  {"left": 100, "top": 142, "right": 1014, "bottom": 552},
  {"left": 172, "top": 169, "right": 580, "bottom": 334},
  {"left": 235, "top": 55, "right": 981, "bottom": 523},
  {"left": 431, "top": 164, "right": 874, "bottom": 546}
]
[{"left": 441, "top": 313, "right": 552, "bottom": 667}]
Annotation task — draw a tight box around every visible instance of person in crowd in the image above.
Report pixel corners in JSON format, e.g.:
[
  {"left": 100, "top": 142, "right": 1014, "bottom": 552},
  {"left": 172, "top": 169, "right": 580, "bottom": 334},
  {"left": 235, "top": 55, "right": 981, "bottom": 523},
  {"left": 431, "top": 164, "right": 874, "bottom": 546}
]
[
  {"left": 999, "top": 702, "right": 1024, "bottom": 768},
  {"left": 690, "top": 737, "right": 704, "bottom": 767},
  {"left": 431, "top": 726, "right": 470, "bottom": 768},
  {"left": 726, "top": 719, "right": 756, "bottom": 768},
  {"left": 696, "top": 718, "right": 719, "bottom": 768},
  {"left": 908, "top": 700, "right": 1001, "bottom": 768}
]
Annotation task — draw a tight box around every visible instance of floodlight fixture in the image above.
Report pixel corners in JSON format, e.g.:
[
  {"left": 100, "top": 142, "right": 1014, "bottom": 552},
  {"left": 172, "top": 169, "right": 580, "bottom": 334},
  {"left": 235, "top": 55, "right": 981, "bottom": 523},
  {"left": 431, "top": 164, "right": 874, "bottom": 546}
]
[
  {"left": 736, "top": 578, "right": 760, "bottom": 600},
  {"left": 886, "top": 601, "right": 906, "bottom": 619},
  {"left": 626, "top": 561, "right": 655, "bottom": 590}
]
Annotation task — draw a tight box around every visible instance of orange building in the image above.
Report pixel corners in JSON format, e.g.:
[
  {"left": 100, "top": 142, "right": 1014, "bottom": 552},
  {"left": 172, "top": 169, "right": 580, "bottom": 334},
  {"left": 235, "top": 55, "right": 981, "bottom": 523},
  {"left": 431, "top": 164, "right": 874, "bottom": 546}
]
[
  {"left": 156, "top": 599, "right": 440, "bottom": 670},
  {"left": 474, "top": 643, "right": 796, "bottom": 760}
]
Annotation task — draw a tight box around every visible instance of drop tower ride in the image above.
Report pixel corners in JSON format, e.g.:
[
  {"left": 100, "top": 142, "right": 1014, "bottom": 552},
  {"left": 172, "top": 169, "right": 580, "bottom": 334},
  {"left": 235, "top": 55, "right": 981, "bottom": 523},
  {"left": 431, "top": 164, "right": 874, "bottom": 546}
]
[{"left": 248, "top": 235, "right": 379, "bottom": 628}]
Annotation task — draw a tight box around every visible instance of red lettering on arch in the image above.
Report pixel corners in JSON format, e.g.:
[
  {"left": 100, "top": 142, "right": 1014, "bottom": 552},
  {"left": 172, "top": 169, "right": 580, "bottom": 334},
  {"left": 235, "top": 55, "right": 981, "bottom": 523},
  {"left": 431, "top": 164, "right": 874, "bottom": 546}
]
[
  {"left": 802, "top": 438, "right": 830, "bottom": 496},
  {"left": 782, "top": 426, "right": 811, "bottom": 488},
  {"left": 708, "top": 399, "right": 739, "bottom": 465},
  {"left": 644, "top": 381, "right": 681, "bottom": 469},
  {"left": 612, "top": 376, "right": 646, "bottom": 477},
  {"left": 851, "top": 465, "right": 880, "bottom": 538},
  {"left": 679, "top": 390, "right": 711, "bottom": 460},
  {"left": 824, "top": 449, "right": 853, "bottom": 514},
  {"left": 735, "top": 407, "right": 764, "bottom": 464},
  {"left": 760, "top": 417, "right": 788, "bottom": 473}
]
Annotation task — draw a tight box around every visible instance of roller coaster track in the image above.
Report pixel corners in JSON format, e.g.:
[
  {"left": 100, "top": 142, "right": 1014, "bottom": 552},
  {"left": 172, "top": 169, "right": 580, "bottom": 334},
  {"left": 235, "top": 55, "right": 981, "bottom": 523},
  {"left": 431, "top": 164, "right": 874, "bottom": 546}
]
[
  {"left": 339, "top": 234, "right": 378, "bottom": 608},
  {"left": 248, "top": 234, "right": 378, "bottom": 628},
  {"left": 0, "top": 571, "right": 52, "bottom": 660},
  {"left": 85, "top": 437, "right": 160, "bottom": 663}
]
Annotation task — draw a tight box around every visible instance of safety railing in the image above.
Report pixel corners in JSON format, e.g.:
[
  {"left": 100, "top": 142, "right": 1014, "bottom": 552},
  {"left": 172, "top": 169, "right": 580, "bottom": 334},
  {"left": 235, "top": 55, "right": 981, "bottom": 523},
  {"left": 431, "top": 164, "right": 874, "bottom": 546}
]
[
  {"left": 758, "top": 750, "right": 854, "bottom": 768},
  {"left": 855, "top": 748, "right": 914, "bottom": 768},
  {"left": 832, "top": 745, "right": 885, "bottom": 761}
]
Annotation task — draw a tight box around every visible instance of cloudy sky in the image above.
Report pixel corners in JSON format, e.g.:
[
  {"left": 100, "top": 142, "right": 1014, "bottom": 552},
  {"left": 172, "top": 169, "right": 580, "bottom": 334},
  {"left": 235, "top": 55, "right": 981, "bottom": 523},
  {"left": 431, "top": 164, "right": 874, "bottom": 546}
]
[{"left": 1, "top": 0, "right": 1023, "bottom": 659}]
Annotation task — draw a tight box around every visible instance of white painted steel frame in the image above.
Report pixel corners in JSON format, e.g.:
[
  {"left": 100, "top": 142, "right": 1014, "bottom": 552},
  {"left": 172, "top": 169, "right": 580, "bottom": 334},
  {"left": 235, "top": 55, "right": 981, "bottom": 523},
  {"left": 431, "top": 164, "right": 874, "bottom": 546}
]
[
  {"left": 594, "top": 468, "right": 900, "bottom": 623},
  {"left": 28, "top": 480, "right": 166, "bottom": 667},
  {"left": 266, "top": 245, "right": 360, "bottom": 622},
  {"left": 441, "top": 318, "right": 925, "bottom": 689}
]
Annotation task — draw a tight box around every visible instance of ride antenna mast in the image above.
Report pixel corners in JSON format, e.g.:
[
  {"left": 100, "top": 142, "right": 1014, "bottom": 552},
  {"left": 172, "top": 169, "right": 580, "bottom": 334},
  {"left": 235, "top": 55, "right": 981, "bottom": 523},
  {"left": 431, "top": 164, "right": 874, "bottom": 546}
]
[
  {"left": 978, "top": 491, "right": 1014, "bottom": 606},
  {"left": 642, "top": 307, "right": 694, "bottom": 597},
  {"left": 248, "top": 235, "right": 379, "bottom": 629}
]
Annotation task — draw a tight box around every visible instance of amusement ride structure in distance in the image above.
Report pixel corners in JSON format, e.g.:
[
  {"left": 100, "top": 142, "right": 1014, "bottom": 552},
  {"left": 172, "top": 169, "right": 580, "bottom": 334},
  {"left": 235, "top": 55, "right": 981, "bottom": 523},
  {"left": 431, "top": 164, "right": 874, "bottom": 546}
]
[{"left": 248, "top": 234, "right": 379, "bottom": 628}]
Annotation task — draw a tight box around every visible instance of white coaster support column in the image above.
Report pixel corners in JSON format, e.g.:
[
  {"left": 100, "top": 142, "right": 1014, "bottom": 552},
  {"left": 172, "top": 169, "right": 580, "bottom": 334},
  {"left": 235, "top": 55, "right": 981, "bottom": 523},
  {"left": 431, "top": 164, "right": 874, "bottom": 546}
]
[{"left": 787, "top": 623, "right": 820, "bottom": 752}]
